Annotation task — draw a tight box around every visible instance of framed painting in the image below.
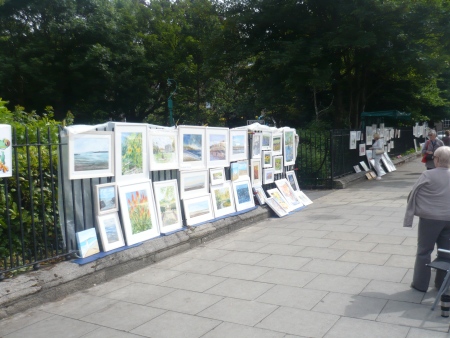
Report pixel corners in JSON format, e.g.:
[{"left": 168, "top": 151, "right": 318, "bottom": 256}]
[
  {"left": 118, "top": 180, "right": 160, "bottom": 245},
  {"left": 296, "top": 191, "right": 313, "bottom": 206},
  {"left": 206, "top": 127, "right": 229, "bottom": 168},
  {"left": 69, "top": 131, "right": 114, "bottom": 180},
  {"left": 353, "top": 165, "right": 361, "bottom": 173},
  {"left": 178, "top": 125, "right": 206, "bottom": 169},
  {"left": 273, "top": 155, "right": 283, "bottom": 174},
  {"left": 76, "top": 228, "right": 100, "bottom": 258},
  {"left": 153, "top": 179, "right": 183, "bottom": 233},
  {"left": 360, "top": 161, "right": 370, "bottom": 171},
  {"left": 250, "top": 158, "right": 262, "bottom": 187},
  {"left": 267, "top": 188, "right": 292, "bottom": 212},
  {"left": 179, "top": 169, "right": 209, "bottom": 199},
  {"left": 365, "top": 126, "right": 373, "bottom": 145},
  {"left": 251, "top": 133, "right": 262, "bottom": 159},
  {"left": 272, "top": 133, "right": 282, "bottom": 156},
  {"left": 285, "top": 171, "right": 300, "bottom": 193},
  {"left": 210, "top": 167, "right": 226, "bottom": 186},
  {"left": 263, "top": 168, "right": 275, "bottom": 184},
  {"left": 229, "top": 129, "right": 248, "bottom": 161},
  {"left": 232, "top": 178, "right": 255, "bottom": 211},
  {"left": 263, "top": 150, "right": 272, "bottom": 168},
  {"left": 349, "top": 131, "right": 357, "bottom": 149},
  {"left": 230, "top": 162, "right": 240, "bottom": 182},
  {"left": 96, "top": 212, "right": 125, "bottom": 252},
  {"left": 265, "top": 197, "right": 288, "bottom": 217},
  {"left": 0, "top": 124, "right": 12, "bottom": 178},
  {"left": 359, "top": 143, "right": 366, "bottom": 156},
  {"left": 183, "top": 194, "right": 214, "bottom": 226},
  {"left": 253, "top": 186, "right": 266, "bottom": 205},
  {"left": 148, "top": 128, "right": 179, "bottom": 171},
  {"left": 283, "top": 128, "right": 296, "bottom": 166},
  {"left": 274, "top": 178, "right": 302, "bottom": 209},
  {"left": 114, "top": 123, "right": 148, "bottom": 183},
  {"left": 210, "top": 181, "right": 236, "bottom": 218},
  {"left": 261, "top": 131, "right": 272, "bottom": 151},
  {"left": 94, "top": 183, "right": 119, "bottom": 215},
  {"left": 238, "top": 159, "right": 249, "bottom": 178}
]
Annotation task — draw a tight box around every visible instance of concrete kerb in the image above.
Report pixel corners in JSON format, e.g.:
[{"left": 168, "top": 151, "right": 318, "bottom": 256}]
[
  {"left": 333, "top": 152, "right": 422, "bottom": 189},
  {"left": 0, "top": 206, "right": 272, "bottom": 319}
]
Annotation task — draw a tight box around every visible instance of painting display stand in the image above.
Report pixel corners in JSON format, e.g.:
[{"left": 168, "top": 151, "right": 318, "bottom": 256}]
[
  {"left": 71, "top": 243, "right": 142, "bottom": 265},
  {"left": 188, "top": 206, "right": 258, "bottom": 228}
]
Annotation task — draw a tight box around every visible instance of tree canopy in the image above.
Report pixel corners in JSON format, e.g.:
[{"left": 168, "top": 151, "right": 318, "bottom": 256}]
[{"left": 0, "top": 0, "right": 449, "bottom": 128}]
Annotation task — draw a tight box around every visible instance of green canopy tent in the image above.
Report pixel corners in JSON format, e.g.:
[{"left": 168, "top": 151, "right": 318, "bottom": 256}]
[{"left": 361, "top": 110, "right": 411, "bottom": 129}]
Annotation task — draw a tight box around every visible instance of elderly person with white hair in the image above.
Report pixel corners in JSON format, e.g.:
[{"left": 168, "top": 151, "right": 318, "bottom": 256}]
[
  {"left": 404, "top": 146, "right": 450, "bottom": 292},
  {"left": 422, "top": 129, "right": 443, "bottom": 170}
]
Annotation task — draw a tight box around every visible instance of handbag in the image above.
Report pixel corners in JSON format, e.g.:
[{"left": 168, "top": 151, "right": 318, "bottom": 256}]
[
  {"left": 375, "top": 149, "right": 384, "bottom": 155},
  {"left": 421, "top": 155, "right": 427, "bottom": 163},
  {"left": 425, "top": 153, "right": 434, "bottom": 161}
]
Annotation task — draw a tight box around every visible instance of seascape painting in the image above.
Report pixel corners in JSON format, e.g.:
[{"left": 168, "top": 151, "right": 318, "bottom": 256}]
[
  {"left": 103, "top": 217, "right": 120, "bottom": 244},
  {"left": 74, "top": 136, "right": 110, "bottom": 172},
  {"left": 284, "top": 130, "right": 294, "bottom": 164},
  {"left": 231, "top": 162, "right": 239, "bottom": 181},
  {"left": 121, "top": 132, "right": 144, "bottom": 175},
  {"left": 236, "top": 183, "right": 251, "bottom": 204},
  {"left": 232, "top": 134, "right": 245, "bottom": 155},
  {"left": 209, "top": 134, "right": 226, "bottom": 161},
  {"left": 187, "top": 200, "right": 210, "bottom": 218},
  {"left": 97, "top": 213, "right": 125, "bottom": 251},
  {"left": 98, "top": 185, "right": 116, "bottom": 212},
  {"left": 262, "top": 132, "right": 272, "bottom": 150},
  {"left": 184, "top": 175, "right": 206, "bottom": 192},
  {"left": 238, "top": 160, "right": 248, "bottom": 177},
  {"left": 76, "top": 228, "right": 100, "bottom": 258},
  {"left": 126, "top": 189, "right": 152, "bottom": 234},
  {"left": 183, "top": 133, "right": 203, "bottom": 162}
]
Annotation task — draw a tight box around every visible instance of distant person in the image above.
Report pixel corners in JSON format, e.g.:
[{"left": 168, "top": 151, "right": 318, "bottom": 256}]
[
  {"left": 442, "top": 130, "right": 450, "bottom": 146},
  {"left": 404, "top": 146, "right": 450, "bottom": 292},
  {"left": 422, "top": 130, "right": 444, "bottom": 170},
  {"left": 370, "top": 133, "right": 383, "bottom": 180}
]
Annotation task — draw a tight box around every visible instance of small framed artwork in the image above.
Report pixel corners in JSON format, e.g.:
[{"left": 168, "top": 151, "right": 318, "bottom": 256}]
[
  {"left": 178, "top": 125, "right": 206, "bottom": 169},
  {"left": 360, "top": 161, "right": 370, "bottom": 171},
  {"left": 238, "top": 160, "right": 249, "bottom": 178},
  {"left": 272, "top": 133, "right": 282, "bottom": 156},
  {"left": 273, "top": 155, "right": 283, "bottom": 174},
  {"left": 296, "top": 191, "right": 313, "bottom": 205},
  {"left": 210, "top": 181, "right": 236, "bottom": 217},
  {"left": 265, "top": 197, "right": 288, "bottom": 217},
  {"left": 267, "top": 188, "right": 292, "bottom": 212},
  {"left": 118, "top": 180, "right": 160, "bottom": 245},
  {"left": 230, "top": 162, "right": 240, "bottom": 181},
  {"left": 179, "top": 169, "right": 209, "bottom": 199},
  {"left": 251, "top": 133, "right": 262, "bottom": 159},
  {"left": 263, "top": 150, "right": 272, "bottom": 168},
  {"left": 183, "top": 194, "right": 214, "bottom": 226},
  {"left": 69, "top": 131, "right": 115, "bottom": 180},
  {"left": 359, "top": 143, "right": 366, "bottom": 156},
  {"left": 96, "top": 212, "right": 125, "bottom": 252},
  {"left": 274, "top": 178, "right": 302, "bottom": 209},
  {"left": 285, "top": 171, "right": 300, "bottom": 193},
  {"left": 114, "top": 123, "right": 148, "bottom": 183},
  {"left": 250, "top": 158, "right": 262, "bottom": 186},
  {"left": 210, "top": 167, "right": 226, "bottom": 186},
  {"left": 253, "top": 186, "right": 267, "bottom": 205},
  {"left": 206, "top": 127, "right": 229, "bottom": 168},
  {"left": 76, "top": 228, "right": 100, "bottom": 258},
  {"left": 353, "top": 165, "right": 361, "bottom": 173},
  {"left": 232, "top": 178, "right": 255, "bottom": 211},
  {"left": 263, "top": 168, "right": 275, "bottom": 184},
  {"left": 283, "top": 128, "right": 296, "bottom": 166},
  {"left": 0, "top": 124, "right": 12, "bottom": 178},
  {"left": 356, "top": 131, "right": 361, "bottom": 140},
  {"left": 148, "top": 128, "right": 179, "bottom": 171},
  {"left": 261, "top": 131, "right": 272, "bottom": 150},
  {"left": 349, "top": 131, "right": 357, "bottom": 149},
  {"left": 94, "top": 183, "right": 119, "bottom": 215},
  {"left": 229, "top": 129, "right": 248, "bottom": 162},
  {"left": 365, "top": 126, "right": 373, "bottom": 145},
  {"left": 153, "top": 179, "right": 183, "bottom": 233}
]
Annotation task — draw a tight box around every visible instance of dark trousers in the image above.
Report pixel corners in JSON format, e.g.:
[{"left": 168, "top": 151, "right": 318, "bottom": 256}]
[{"left": 413, "top": 218, "right": 450, "bottom": 291}]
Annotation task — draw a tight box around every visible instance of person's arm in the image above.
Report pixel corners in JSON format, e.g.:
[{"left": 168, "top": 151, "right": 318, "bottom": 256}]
[
  {"left": 403, "top": 174, "right": 427, "bottom": 227},
  {"left": 422, "top": 140, "right": 429, "bottom": 155}
]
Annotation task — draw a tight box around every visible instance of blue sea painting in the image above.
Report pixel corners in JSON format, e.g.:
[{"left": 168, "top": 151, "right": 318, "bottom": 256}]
[
  {"left": 76, "top": 228, "right": 100, "bottom": 258},
  {"left": 99, "top": 186, "right": 116, "bottom": 211},
  {"left": 183, "top": 134, "right": 202, "bottom": 162},
  {"left": 232, "top": 135, "right": 245, "bottom": 154},
  {"left": 184, "top": 175, "right": 206, "bottom": 192},
  {"left": 236, "top": 183, "right": 250, "bottom": 204},
  {"left": 74, "top": 137, "right": 110, "bottom": 171},
  {"left": 103, "top": 217, "right": 120, "bottom": 244},
  {"left": 188, "top": 200, "right": 210, "bottom": 218}
]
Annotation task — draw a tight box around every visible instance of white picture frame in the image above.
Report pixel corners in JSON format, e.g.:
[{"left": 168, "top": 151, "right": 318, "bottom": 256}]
[
  {"left": 350, "top": 131, "right": 357, "bottom": 149},
  {"left": 206, "top": 127, "right": 229, "bottom": 168},
  {"left": 353, "top": 165, "right": 361, "bottom": 173},
  {"left": 274, "top": 178, "right": 303, "bottom": 209},
  {"left": 253, "top": 186, "right": 266, "bottom": 205},
  {"left": 285, "top": 171, "right": 300, "bottom": 193},
  {"left": 69, "top": 131, "right": 115, "bottom": 180},
  {"left": 178, "top": 125, "right": 206, "bottom": 169},
  {"left": 265, "top": 197, "right": 288, "bottom": 217},
  {"left": 283, "top": 128, "right": 296, "bottom": 166},
  {"left": 210, "top": 167, "right": 226, "bottom": 186},
  {"left": 118, "top": 180, "right": 160, "bottom": 245},
  {"left": 272, "top": 133, "right": 282, "bottom": 156},
  {"left": 238, "top": 159, "right": 249, "bottom": 178},
  {"left": 210, "top": 181, "right": 236, "bottom": 218},
  {"left": 232, "top": 178, "right": 255, "bottom": 211},
  {"left": 267, "top": 188, "right": 293, "bottom": 212},
  {"left": 273, "top": 155, "right": 283, "bottom": 174},
  {"left": 153, "top": 179, "right": 183, "bottom": 234},
  {"left": 94, "top": 183, "right": 119, "bottom": 215},
  {"left": 96, "top": 212, "right": 125, "bottom": 252},
  {"left": 229, "top": 129, "right": 248, "bottom": 161},
  {"left": 263, "top": 150, "right": 272, "bottom": 168},
  {"left": 183, "top": 194, "right": 214, "bottom": 226},
  {"left": 251, "top": 133, "right": 262, "bottom": 159},
  {"left": 230, "top": 162, "right": 240, "bottom": 182},
  {"left": 296, "top": 191, "right": 313, "bottom": 205},
  {"left": 250, "top": 158, "right": 262, "bottom": 186},
  {"left": 114, "top": 123, "right": 148, "bottom": 183},
  {"left": 179, "top": 169, "right": 209, "bottom": 200},
  {"left": 261, "top": 131, "right": 272, "bottom": 151},
  {"left": 360, "top": 161, "right": 370, "bottom": 171},
  {"left": 148, "top": 128, "right": 179, "bottom": 171},
  {"left": 263, "top": 168, "right": 275, "bottom": 184},
  {"left": 359, "top": 143, "right": 366, "bottom": 156},
  {"left": 0, "top": 124, "right": 12, "bottom": 178}
]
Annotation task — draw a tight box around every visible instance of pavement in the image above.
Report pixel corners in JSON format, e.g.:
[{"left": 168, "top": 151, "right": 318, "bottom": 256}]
[{"left": 1, "top": 158, "right": 449, "bottom": 338}]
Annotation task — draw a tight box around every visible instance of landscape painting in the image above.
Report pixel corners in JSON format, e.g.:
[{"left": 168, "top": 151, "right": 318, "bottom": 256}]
[
  {"left": 272, "top": 133, "right": 282, "bottom": 155},
  {"left": 179, "top": 126, "right": 206, "bottom": 169},
  {"left": 148, "top": 129, "right": 178, "bottom": 171},
  {"left": 275, "top": 178, "right": 302, "bottom": 208},
  {"left": 230, "top": 162, "right": 239, "bottom": 181},
  {"left": 283, "top": 129, "right": 295, "bottom": 166},
  {"left": 94, "top": 183, "right": 118, "bottom": 215},
  {"left": 232, "top": 178, "right": 255, "bottom": 211},
  {"left": 121, "top": 132, "right": 144, "bottom": 175},
  {"left": 252, "top": 133, "right": 261, "bottom": 159},
  {"left": 262, "top": 131, "right": 272, "bottom": 150},
  {"left": 206, "top": 127, "right": 229, "bottom": 167},
  {"left": 153, "top": 180, "right": 182, "bottom": 233},
  {"left": 179, "top": 169, "right": 209, "bottom": 199},
  {"left": 183, "top": 194, "right": 214, "bottom": 225},
  {"left": 211, "top": 181, "right": 236, "bottom": 217},
  {"left": 76, "top": 228, "right": 100, "bottom": 258},
  {"left": 250, "top": 158, "right": 261, "bottom": 186},
  {"left": 69, "top": 131, "right": 114, "bottom": 180},
  {"left": 274, "top": 155, "right": 283, "bottom": 174},
  {"left": 230, "top": 129, "right": 248, "bottom": 161},
  {"left": 97, "top": 213, "right": 125, "bottom": 252}
]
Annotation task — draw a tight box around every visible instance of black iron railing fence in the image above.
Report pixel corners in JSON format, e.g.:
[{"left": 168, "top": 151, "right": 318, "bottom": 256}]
[{"left": 0, "top": 126, "right": 418, "bottom": 279}]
